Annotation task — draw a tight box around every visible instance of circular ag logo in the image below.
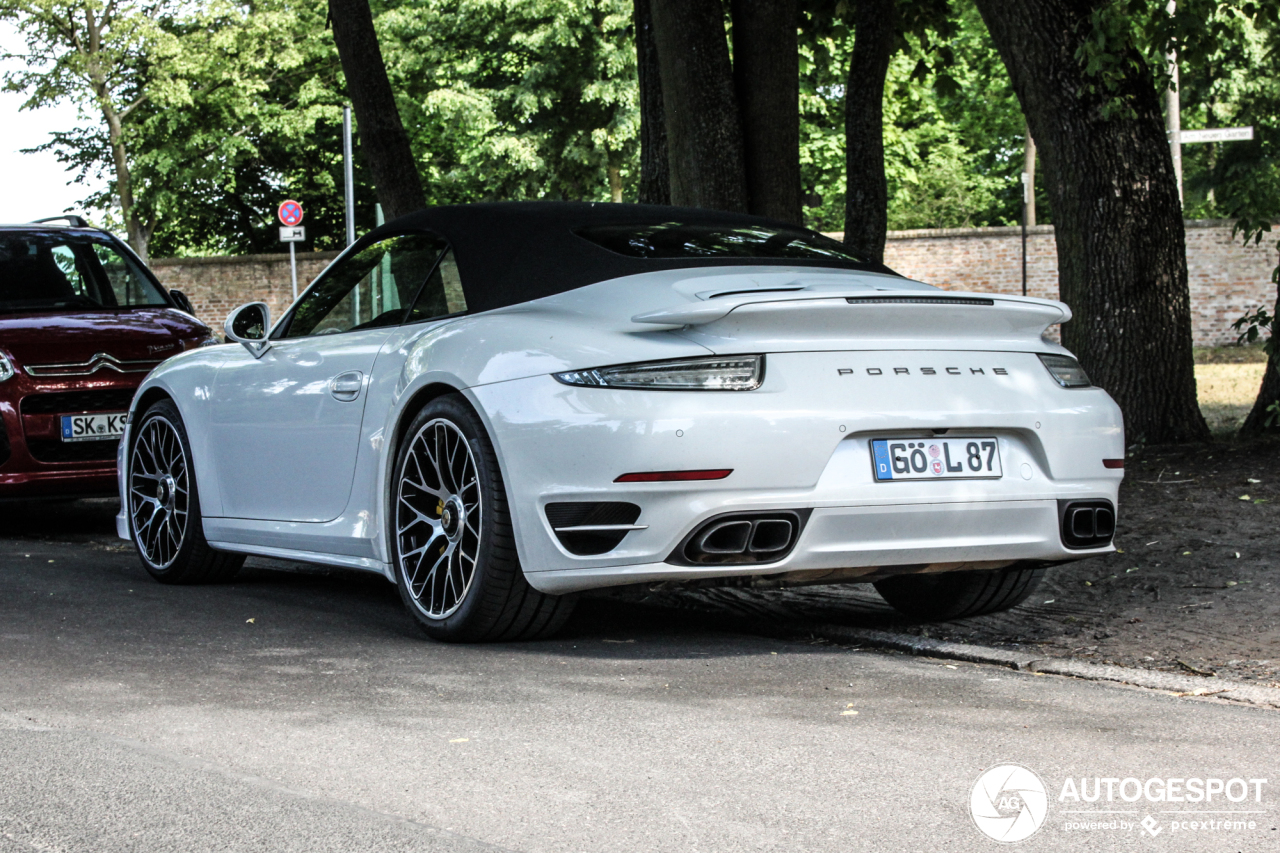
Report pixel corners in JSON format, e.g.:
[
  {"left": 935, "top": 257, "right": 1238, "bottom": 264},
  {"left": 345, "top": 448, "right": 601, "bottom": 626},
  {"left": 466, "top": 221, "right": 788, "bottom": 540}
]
[{"left": 970, "top": 764, "right": 1048, "bottom": 843}]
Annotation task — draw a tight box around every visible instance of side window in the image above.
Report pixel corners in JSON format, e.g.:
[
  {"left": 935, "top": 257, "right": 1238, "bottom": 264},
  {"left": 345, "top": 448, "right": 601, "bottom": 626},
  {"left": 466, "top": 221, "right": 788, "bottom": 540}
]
[
  {"left": 50, "top": 245, "right": 90, "bottom": 298},
  {"left": 285, "top": 232, "right": 448, "bottom": 338},
  {"left": 404, "top": 249, "right": 467, "bottom": 324},
  {"left": 89, "top": 242, "right": 162, "bottom": 306}
]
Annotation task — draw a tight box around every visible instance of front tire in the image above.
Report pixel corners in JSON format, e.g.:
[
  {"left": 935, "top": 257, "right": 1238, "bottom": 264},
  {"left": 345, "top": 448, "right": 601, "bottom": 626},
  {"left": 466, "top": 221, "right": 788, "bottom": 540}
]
[
  {"left": 873, "top": 565, "right": 1047, "bottom": 621},
  {"left": 391, "top": 395, "right": 575, "bottom": 642},
  {"left": 128, "top": 399, "right": 244, "bottom": 584}
]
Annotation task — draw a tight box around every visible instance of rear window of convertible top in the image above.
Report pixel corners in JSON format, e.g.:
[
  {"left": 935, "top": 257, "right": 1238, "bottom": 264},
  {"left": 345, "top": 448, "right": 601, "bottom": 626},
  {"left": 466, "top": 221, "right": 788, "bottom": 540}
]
[{"left": 575, "top": 222, "right": 871, "bottom": 264}]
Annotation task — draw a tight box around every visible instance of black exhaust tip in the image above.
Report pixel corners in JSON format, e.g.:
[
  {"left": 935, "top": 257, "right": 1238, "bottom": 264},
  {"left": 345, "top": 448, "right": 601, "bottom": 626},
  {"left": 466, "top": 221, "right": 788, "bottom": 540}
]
[
  {"left": 1058, "top": 499, "right": 1116, "bottom": 549},
  {"left": 749, "top": 519, "right": 794, "bottom": 553},
  {"left": 695, "top": 520, "right": 753, "bottom": 554},
  {"left": 671, "top": 510, "right": 810, "bottom": 565}
]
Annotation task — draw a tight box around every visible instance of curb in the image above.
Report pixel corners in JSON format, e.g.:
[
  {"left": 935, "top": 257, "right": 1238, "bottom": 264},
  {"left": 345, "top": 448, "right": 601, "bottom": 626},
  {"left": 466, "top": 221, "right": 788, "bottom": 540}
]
[{"left": 805, "top": 624, "right": 1280, "bottom": 709}]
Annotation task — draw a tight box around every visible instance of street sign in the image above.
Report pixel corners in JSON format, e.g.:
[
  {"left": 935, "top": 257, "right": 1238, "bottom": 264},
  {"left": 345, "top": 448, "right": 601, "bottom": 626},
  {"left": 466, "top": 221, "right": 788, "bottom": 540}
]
[
  {"left": 277, "top": 199, "right": 304, "bottom": 227},
  {"left": 279, "top": 224, "right": 305, "bottom": 300},
  {"left": 1172, "top": 126, "right": 1254, "bottom": 144}
]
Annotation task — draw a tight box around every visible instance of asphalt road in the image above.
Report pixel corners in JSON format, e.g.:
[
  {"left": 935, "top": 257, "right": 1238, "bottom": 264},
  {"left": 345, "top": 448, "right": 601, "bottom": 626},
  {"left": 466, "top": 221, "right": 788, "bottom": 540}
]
[{"left": 1, "top": 501, "right": 1277, "bottom": 853}]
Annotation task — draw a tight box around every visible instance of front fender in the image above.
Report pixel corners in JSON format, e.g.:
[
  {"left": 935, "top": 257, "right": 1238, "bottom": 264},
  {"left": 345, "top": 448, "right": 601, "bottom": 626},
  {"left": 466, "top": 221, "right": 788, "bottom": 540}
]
[{"left": 121, "top": 346, "right": 235, "bottom": 518}]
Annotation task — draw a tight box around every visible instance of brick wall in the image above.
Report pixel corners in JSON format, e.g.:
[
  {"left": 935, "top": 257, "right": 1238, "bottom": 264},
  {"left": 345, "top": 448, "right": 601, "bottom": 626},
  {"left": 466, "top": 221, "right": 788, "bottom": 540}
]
[
  {"left": 150, "top": 250, "right": 341, "bottom": 332},
  {"left": 153, "top": 220, "right": 1277, "bottom": 346}
]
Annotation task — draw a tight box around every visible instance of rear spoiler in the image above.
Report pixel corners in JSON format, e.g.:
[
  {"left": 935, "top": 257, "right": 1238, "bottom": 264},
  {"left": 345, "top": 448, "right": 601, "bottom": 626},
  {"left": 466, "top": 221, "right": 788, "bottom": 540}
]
[{"left": 631, "top": 290, "right": 1071, "bottom": 327}]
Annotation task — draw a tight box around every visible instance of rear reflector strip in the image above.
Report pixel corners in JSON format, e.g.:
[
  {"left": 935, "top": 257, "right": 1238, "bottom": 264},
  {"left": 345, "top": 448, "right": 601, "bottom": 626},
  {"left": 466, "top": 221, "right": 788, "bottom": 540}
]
[
  {"left": 614, "top": 469, "right": 732, "bottom": 483},
  {"left": 1103, "top": 459, "right": 1125, "bottom": 469}
]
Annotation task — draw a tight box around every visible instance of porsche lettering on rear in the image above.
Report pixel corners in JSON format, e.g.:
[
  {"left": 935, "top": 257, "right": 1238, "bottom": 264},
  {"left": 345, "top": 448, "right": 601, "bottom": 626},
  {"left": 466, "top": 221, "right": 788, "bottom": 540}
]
[{"left": 838, "top": 366, "right": 1010, "bottom": 376}]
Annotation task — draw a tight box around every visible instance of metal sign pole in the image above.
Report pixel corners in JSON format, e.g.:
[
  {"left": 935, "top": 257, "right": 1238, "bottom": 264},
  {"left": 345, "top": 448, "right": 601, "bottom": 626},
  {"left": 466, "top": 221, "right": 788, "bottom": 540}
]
[
  {"left": 1020, "top": 172, "right": 1029, "bottom": 297},
  {"left": 277, "top": 200, "right": 305, "bottom": 302},
  {"left": 343, "top": 106, "right": 356, "bottom": 247}
]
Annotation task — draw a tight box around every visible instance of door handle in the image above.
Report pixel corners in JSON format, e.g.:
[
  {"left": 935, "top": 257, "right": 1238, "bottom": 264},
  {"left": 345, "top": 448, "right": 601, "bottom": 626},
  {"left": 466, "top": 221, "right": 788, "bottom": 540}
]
[{"left": 330, "top": 370, "right": 364, "bottom": 402}]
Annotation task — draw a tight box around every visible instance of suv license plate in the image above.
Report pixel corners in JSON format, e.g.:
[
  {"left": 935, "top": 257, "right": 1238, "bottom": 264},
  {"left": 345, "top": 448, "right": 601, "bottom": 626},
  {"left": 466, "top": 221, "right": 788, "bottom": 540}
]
[
  {"left": 61, "top": 412, "right": 127, "bottom": 442},
  {"left": 872, "top": 437, "right": 1002, "bottom": 481}
]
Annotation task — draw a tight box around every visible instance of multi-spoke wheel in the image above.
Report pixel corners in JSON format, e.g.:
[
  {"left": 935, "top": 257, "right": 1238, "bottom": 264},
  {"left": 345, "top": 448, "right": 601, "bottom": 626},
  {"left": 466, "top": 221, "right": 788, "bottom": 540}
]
[
  {"left": 396, "top": 418, "right": 482, "bottom": 619},
  {"left": 128, "top": 399, "right": 243, "bottom": 584},
  {"left": 130, "top": 412, "right": 190, "bottom": 569},
  {"left": 391, "top": 395, "right": 576, "bottom": 642}
]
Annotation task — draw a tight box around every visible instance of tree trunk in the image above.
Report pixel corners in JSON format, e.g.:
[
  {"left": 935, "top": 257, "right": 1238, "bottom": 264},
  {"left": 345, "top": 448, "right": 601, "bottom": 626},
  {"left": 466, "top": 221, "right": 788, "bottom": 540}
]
[
  {"left": 1240, "top": 284, "right": 1280, "bottom": 436},
  {"left": 100, "top": 99, "right": 150, "bottom": 262},
  {"left": 973, "top": 0, "right": 1209, "bottom": 444},
  {"left": 85, "top": 7, "right": 150, "bottom": 260},
  {"left": 634, "top": 0, "right": 670, "bottom": 205},
  {"left": 649, "top": 0, "right": 748, "bottom": 212},
  {"left": 730, "top": 0, "right": 802, "bottom": 224},
  {"left": 328, "top": 0, "right": 426, "bottom": 220},
  {"left": 842, "top": 0, "right": 896, "bottom": 263}
]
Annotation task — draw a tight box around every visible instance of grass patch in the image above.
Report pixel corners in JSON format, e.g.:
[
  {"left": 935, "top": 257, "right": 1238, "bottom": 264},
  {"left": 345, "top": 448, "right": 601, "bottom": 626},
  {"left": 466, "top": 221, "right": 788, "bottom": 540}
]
[
  {"left": 1197, "top": 362, "right": 1267, "bottom": 434},
  {"left": 1194, "top": 344, "right": 1268, "bottom": 364}
]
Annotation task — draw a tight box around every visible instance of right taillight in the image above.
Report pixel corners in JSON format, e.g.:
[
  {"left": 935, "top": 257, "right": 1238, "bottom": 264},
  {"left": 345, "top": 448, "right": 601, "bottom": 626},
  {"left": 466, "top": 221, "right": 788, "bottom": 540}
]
[{"left": 1038, "top": 354, "right": 1092, "bottom": 388}]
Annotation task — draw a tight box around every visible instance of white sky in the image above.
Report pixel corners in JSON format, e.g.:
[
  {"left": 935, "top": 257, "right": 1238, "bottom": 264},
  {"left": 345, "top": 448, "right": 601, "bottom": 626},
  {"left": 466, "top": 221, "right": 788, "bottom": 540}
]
[{"left": 0, "top": 22, "right": 108, "bottom": 224}]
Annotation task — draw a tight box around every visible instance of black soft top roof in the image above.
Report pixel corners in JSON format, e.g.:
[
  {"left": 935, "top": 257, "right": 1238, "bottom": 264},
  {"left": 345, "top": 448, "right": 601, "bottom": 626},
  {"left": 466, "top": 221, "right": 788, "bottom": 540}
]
[{"left": 360, "top": 202, "right": 897, "bottom": 314}]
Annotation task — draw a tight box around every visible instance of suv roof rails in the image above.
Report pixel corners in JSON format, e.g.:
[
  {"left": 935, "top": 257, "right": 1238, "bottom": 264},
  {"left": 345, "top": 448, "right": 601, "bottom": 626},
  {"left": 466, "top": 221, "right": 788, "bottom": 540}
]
[{"left": 30, "top": 215, "right": 90, "bottom": 228}]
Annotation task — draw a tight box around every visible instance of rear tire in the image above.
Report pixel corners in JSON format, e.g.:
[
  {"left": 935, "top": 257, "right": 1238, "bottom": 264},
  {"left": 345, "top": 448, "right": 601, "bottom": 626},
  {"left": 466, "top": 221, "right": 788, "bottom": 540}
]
[
  {"left": 128, "top": 399, "right": 244, "bottom": 584},
  {"left": 391, "top": 395, "right": 575, "bottom": 642},
  {"left": 873, "top": 565, "right": 1046, "bottom": 620}
]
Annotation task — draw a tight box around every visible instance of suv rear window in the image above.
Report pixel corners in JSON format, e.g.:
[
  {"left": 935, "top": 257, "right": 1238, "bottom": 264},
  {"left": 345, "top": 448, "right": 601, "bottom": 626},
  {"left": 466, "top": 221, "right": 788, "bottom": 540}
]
[
  {"left": 576, "top": 222, "right": 870, "bottom": 263},
  {"left": 0, "top": 232, "right": 168, "bottom": 313}
]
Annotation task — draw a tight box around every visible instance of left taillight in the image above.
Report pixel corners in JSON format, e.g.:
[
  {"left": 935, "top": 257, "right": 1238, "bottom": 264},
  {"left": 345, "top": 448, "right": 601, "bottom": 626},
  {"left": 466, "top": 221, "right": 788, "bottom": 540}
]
[{"left": 554, "top": 354, "right": 764, "bottom": 391}]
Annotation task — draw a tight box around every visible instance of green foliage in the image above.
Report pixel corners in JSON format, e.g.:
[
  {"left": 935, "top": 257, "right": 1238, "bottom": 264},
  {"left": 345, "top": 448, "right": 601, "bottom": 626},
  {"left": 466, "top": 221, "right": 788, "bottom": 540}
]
[
  {"left": 799, "top": 0, "right": 1030, "bottom": 233},
  {"left": 7, "top": 0, "right": 1279, "bottom": 263},
  {"left": 380, "top": 0, "right": 638, "bottom": 205},
  {"left": 2, "top": 0, "right": 638, "bottom": 255},
  {"left": 0, "top": 0, "right": 356, "bottom": 255}
]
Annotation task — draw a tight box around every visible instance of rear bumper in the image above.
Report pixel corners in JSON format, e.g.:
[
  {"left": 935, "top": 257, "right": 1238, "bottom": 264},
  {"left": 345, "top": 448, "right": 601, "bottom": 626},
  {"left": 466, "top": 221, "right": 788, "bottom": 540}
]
[
  {"left": 471, "top": 349, "right": 1124, "bottom": 593},
  {"left": 528, "top": 499, "right": 1098, "bottom": 593}
]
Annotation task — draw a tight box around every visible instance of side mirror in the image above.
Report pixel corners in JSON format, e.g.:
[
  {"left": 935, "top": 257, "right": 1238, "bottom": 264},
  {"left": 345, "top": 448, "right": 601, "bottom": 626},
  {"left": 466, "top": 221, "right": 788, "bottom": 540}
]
[
  {"left": 169, "top": 289, "right": 196, "bottom": 316},
  {"left": 224, "top": 302, "right": 273, "bottom": 358}
]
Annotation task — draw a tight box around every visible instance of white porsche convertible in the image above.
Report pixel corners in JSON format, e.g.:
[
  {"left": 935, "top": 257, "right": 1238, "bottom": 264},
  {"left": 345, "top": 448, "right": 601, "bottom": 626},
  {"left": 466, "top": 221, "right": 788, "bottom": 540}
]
[{"left": 118, "top": 203, "right": 1123, "bottom": 641}]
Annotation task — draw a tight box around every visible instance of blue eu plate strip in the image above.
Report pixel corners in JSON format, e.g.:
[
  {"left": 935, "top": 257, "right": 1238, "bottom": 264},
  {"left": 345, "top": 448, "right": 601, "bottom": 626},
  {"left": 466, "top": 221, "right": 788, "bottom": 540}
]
[{"left": 872, "top": 440, "right": 893, "bottom": 480}]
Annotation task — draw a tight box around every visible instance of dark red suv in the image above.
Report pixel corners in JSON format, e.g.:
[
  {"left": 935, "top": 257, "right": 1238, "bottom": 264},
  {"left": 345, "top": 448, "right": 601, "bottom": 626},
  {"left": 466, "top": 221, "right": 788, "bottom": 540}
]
[{"left": 0, "top": 218, "right": 216, "bottom": 499}]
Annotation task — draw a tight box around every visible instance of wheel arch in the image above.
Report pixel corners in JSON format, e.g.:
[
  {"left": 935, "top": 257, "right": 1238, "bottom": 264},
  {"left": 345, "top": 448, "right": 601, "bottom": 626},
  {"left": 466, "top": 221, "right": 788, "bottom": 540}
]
[
  {"left": 133, "top": 386, "right": 176, "bottom": 419},
  {"left": 380, "top": 380, "right": 529, "bottom": 576},
  {"left": 391, "top": 382, "right": 471, "bottom": 453},
  {"left": 382, "top": 382, "right": 468, "bottom": 543}
]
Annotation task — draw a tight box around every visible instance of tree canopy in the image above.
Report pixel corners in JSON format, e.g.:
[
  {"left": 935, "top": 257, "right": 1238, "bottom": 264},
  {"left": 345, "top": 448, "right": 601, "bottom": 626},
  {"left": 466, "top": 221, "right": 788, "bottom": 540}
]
[{"left": 1, "top": 0, "right": 1277, "bottom": 256}]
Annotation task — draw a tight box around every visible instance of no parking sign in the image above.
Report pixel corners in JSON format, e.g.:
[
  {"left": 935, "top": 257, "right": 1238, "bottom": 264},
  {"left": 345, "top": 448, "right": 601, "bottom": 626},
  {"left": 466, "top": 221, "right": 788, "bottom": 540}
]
[{"left": 278, "top": 199, "right": 304, "bottom": 227}]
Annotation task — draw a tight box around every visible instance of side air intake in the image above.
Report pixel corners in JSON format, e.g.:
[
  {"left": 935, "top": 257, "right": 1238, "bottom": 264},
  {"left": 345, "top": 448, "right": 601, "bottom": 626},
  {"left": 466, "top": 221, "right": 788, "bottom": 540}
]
[{"left": 546, "top": 502, "right": 643, "bottom": 556}]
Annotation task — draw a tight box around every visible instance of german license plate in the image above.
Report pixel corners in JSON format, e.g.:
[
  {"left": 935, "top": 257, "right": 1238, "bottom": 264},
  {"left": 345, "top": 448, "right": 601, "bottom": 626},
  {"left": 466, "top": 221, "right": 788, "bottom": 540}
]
[
  {"left": 871, "top": 437, "right": 1002, "bottom": 481},
  {"left": 60, "top": 412, "right": 127, "bottom": 442}
]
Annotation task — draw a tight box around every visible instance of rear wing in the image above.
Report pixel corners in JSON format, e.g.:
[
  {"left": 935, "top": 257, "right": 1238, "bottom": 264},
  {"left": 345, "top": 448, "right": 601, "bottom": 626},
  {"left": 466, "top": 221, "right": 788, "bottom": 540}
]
[
  {"left": 633, "top": 290, "right": 1068, "bottom": 327},
  {"left": 632, "top": 289, "right": 1071, "bottom": 352}
]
